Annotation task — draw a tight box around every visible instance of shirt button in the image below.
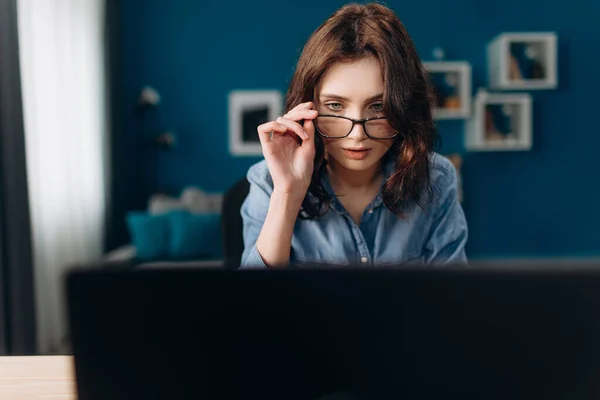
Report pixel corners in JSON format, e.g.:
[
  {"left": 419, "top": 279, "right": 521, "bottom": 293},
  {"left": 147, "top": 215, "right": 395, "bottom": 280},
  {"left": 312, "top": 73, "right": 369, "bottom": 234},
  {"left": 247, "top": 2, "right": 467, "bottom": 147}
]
[
  {"left": 368, "top": 209, "right": 373, "bottom": 214},
  {"left": 361, "top": 257, "right": 368, "bottom": 263}
]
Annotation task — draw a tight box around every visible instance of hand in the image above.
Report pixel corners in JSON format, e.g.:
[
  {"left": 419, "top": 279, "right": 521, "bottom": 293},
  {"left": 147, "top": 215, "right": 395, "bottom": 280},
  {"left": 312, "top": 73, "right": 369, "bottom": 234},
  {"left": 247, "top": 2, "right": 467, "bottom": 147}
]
[{"left": 257, "top": 102, "right": 318, "bottom": 198}]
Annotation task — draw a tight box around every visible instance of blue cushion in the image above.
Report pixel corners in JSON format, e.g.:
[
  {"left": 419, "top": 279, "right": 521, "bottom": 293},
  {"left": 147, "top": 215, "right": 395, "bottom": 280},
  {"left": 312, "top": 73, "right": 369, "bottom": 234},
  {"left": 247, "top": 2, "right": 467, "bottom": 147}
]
[
  {"left": 168, "top": 211, "right": 222, "bottom": 260},
  {"left": 126, "top": 212, "right": 172, "bottom": 261}
]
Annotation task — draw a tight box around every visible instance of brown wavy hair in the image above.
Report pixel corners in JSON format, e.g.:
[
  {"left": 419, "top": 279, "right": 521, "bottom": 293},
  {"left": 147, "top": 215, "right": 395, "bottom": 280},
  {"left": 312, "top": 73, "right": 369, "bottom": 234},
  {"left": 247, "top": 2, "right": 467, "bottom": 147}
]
[{"left": 285, "top": 2, "right": 439, "bottom": 219}]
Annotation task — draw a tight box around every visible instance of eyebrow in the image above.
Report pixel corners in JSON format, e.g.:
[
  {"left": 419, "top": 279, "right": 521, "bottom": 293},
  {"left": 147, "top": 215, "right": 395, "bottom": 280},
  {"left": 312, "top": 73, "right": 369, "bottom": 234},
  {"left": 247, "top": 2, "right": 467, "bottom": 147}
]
[{"left": 319, "top": 93, "right": 384, "bottom": 103}]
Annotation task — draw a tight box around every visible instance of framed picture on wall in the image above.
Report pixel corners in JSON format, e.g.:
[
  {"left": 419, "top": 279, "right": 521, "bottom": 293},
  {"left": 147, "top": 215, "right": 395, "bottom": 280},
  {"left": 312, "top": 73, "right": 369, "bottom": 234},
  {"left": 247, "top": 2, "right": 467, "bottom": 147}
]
[
  {"left": 228, "top": 90, "right": 283, "bottom": 156},
  {"left": 465, "top": 89, "right": 532, "bottom": 151},
  {"left": 423, "top": 61, "right": 472, "bottom": 119}
]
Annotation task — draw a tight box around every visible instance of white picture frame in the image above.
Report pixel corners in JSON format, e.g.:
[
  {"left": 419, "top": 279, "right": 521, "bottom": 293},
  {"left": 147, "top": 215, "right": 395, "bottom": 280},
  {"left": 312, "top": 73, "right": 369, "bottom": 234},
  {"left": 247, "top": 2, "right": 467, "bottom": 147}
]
[
  {"left": 465, "top": 89, "right": 533, "bottom": 151},
  {"left": 488, "top": 32, "right": 558, "bottom": 90},
  {"left": 423, "top": 61, "right": 472, "bottom": 119},
  {"left": 228, "top": 90, "right": 283, "bottom": 156}
]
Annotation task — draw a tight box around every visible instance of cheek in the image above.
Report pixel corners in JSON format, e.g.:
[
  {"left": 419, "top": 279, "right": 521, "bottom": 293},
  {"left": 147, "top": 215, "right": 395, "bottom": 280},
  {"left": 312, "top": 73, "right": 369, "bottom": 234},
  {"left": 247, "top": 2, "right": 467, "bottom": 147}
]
[
  {"left": 374, "top": 140, "right": 394, "bottom": 152},
  {"left": 322, "top": 139, "right": 338, "bottom": 152}
]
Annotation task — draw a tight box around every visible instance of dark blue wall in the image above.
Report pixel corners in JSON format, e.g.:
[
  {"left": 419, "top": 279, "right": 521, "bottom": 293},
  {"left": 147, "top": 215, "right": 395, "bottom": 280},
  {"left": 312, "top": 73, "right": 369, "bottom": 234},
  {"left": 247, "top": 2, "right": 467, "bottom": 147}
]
[{"left": 118, "top": 0, "right": 600, "bottom": 258}]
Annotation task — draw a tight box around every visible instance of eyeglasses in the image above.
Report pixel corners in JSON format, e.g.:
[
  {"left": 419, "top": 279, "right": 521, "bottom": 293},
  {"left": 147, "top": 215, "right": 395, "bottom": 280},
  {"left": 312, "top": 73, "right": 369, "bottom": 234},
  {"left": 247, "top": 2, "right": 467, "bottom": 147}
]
[{"left": 314, "top": 114, "right": 399, "bottom": 140}]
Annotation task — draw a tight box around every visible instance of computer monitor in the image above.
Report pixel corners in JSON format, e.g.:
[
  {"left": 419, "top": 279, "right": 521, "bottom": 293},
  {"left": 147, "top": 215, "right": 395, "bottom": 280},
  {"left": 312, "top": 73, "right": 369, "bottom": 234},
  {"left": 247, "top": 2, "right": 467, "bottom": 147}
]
[{"left": 66, "top": 264, "right": 600, "bottom": 399}]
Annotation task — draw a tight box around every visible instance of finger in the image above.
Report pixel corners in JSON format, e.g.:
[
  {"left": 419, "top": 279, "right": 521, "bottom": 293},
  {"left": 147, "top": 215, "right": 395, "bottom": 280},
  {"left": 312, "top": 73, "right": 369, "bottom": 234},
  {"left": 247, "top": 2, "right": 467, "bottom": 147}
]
[
  {"left": 283, "top": 108, "right": 318, "bottom": 121},
  {"left": 293, "top": 101, "right": 313, "bottom": 111},
  {"left": 284, "top": 101, "right": 313, "bottom": 115},
  {"left": 257, "top": 121, "right": 289, "bottom": 144},
  {"left": 305, "top": 116, "right": 315, "bottom": 134},
  {"left": 282, "top": 101, "right": 314, "bottom": 119},
  {"left": 298, "top": 119, "right": 316, "bottom": 155},
  {"left": 257, "top": 120, "right": 288, "bottom": 136},
  {"left": 277, "top": 117, "right": 310, "bottom": 141}
]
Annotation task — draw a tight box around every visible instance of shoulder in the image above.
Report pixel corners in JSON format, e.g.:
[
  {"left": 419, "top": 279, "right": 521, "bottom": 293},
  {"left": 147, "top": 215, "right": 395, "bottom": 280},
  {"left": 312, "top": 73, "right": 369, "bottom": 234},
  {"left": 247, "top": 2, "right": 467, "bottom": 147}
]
[
  {"left": 246, "top": 159, "right": 274, "bottom": 194},
  {"left": 383, "top": 151, "right": 456, "bottom": 185},
  {"left": 429, "top": 152, "right": 458, "bottom": 184},
  {"left": 427, "top": 152, "right": 459, "bottom": 204}
]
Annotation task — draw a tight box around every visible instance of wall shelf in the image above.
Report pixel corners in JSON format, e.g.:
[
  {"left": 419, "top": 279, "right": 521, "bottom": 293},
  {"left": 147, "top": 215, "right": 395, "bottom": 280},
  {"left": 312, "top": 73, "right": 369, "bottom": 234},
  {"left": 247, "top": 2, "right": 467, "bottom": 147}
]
[
  {"left": 488, "top": 32, "right": 557, "bottom": 90},
  {"left": 228, "top": 90, "right": 282, "bottom": 156},
  {"left": 423, "top": 61, "right": 472, "bottom": 119},
  {"left": 465, "top": 89, "right": 533, "bottom": 151}
]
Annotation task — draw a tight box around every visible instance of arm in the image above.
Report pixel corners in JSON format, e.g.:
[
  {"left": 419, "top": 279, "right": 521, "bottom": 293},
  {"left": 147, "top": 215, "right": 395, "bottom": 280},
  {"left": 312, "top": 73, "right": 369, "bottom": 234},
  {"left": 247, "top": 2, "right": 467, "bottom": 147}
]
[
  {"left": 423, "top": 161, "right": 469, "bottom": 266},
  {"left": 239, "top": 164, "right": 304, "bottom": 269},
  {"left": 240, "top": 103, "right": 317, "bottom": 268}
]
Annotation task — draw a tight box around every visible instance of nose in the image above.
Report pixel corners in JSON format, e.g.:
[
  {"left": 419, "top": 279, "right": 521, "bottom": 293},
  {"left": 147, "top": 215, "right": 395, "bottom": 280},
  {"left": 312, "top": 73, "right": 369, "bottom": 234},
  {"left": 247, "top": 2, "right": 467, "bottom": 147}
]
[{"left": 347, "top": 120, "right": 368, "bottom": 140}]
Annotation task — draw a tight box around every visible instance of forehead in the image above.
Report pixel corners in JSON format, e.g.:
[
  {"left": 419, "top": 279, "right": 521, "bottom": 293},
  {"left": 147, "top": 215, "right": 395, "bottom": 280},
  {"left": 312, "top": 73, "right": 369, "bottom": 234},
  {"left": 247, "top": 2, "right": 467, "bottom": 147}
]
[{"left": 316, "top": 57, "right": 384, "bottom": 100}]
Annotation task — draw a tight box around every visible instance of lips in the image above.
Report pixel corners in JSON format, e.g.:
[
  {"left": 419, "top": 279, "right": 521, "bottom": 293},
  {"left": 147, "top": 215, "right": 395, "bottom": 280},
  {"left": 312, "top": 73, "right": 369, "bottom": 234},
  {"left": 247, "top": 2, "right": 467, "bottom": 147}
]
[{"left": 342, "top": 148, "right": 372, "bottom": 160}]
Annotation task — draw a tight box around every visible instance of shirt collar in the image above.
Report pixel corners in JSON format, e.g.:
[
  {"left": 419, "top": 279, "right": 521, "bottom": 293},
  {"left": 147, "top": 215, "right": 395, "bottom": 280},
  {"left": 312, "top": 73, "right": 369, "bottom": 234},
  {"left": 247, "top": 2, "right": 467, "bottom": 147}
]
[{"left": 321, "top": 155, "right": 396, "bottom": 212}]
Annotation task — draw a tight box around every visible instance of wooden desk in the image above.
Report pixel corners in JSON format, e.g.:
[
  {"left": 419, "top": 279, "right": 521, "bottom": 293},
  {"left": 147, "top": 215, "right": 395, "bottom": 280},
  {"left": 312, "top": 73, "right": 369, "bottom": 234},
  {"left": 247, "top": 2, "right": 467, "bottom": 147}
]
[{"left": 0, "top": 356, "right": 76, "bottom": 399}]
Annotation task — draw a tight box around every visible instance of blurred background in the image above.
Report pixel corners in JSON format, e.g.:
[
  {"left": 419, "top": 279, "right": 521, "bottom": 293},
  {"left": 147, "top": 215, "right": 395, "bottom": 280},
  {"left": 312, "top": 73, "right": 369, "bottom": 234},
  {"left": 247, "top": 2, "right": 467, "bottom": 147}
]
[{"left": 0, "top": 0, "right": 598, "bottom": 355}]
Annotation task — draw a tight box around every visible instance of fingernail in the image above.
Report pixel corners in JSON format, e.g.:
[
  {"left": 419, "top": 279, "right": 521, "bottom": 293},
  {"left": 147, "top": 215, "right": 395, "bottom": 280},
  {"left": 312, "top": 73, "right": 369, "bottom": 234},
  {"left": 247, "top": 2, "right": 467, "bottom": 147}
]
[
  {"left": 303, "top": 130, "right": 310, "bottom": 139},
  {"left": 279, "top": 124, "right": 287, "bottom": 130},
  {"left": 308, "top": 110, "right": 317, "bottom": 115}
]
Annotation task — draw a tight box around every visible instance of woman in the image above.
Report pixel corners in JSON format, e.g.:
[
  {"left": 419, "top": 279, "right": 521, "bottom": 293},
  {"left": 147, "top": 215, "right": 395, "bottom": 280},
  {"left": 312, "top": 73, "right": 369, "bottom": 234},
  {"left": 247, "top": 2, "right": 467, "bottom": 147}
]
[{"left": 240, "top": 3, "right": 468, "bottom": 268}]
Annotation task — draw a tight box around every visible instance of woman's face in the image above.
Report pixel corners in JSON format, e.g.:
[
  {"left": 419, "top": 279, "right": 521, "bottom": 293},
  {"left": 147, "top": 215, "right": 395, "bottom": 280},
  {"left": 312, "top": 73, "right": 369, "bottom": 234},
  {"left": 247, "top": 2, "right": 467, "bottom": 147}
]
[{"left": 314, "top": 56, "right": 394, "bottom": 173}]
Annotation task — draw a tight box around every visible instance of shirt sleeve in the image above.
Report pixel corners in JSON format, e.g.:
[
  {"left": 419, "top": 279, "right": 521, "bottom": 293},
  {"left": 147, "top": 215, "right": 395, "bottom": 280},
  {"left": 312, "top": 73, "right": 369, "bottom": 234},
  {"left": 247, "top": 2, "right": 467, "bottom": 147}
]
[
  {"left": 423, "top": 159, "right": 469, "bottom": 266},
  {"left": 239, "top": 163, "right": 272, "bottom": 269}
]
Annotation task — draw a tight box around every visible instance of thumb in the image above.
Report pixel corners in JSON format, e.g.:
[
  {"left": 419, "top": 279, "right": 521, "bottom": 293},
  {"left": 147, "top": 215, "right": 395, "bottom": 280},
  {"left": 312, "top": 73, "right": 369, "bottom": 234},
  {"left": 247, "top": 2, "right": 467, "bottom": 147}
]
[{"left": 300, "top": 119, "right": 316, "bottom": 153}]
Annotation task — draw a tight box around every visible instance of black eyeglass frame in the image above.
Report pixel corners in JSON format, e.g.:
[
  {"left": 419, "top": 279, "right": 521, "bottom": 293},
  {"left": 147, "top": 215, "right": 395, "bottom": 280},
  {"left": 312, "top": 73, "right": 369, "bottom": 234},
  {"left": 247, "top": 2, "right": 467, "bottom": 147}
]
[{"left": 314, "top": 114, "right": 399, "bottom": 140}]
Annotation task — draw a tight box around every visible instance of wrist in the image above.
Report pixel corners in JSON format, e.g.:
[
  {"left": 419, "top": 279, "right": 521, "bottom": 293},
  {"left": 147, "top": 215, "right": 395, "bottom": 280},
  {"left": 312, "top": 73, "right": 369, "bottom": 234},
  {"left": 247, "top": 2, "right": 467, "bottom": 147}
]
[{"left": 271, "top": 189, "right": 306, "bottom": 210}]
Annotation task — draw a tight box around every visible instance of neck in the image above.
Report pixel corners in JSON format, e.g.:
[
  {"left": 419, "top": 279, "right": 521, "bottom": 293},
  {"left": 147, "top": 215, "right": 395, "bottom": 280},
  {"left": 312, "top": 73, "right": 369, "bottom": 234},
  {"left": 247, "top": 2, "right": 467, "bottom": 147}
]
[{"left": 327, "top": 159, "right": 383, "bottom": 192}]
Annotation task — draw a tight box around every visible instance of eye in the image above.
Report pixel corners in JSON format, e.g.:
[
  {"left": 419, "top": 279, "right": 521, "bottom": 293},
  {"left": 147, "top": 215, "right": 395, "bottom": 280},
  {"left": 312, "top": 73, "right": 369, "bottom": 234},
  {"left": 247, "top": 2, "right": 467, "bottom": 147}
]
[
  {"left": 326, "top": 102, "right": 343, "bottom": 111},
  {"left": 370, "top": 102, "right": 384, "bottom": 112}
]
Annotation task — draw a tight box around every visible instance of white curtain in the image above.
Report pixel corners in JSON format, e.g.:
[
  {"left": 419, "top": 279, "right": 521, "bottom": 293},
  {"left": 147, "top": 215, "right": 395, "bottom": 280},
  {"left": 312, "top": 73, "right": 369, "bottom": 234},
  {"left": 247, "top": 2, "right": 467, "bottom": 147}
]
[{"left": 17, "top": 0, "right": 107, "bottom": 353}]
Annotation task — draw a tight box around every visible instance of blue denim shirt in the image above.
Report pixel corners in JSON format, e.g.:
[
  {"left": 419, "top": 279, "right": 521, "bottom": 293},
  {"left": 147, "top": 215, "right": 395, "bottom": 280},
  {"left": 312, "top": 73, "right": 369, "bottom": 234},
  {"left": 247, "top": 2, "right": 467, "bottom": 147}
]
[{"left": 240, "top": 152, "right": 468, "bottom": 268}]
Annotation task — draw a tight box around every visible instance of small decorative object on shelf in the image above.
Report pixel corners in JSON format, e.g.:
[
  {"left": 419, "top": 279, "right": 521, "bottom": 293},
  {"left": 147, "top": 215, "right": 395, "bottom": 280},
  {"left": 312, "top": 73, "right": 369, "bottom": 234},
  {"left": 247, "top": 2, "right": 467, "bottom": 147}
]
[
  {"left": 465, "top": 89, "right": 533, "bottom": 151},
  {"left": 229, "top": 90, "right": 283, "bottom": 156},
  {"left": 423, "top": 60, "right": 472, "bottom": 119},
  {"left": 488, "top": 32, "right": 557, "bottom": 90},
  {"left": 138, "top": 86, "right": 161, "bottom": 107},
  {"left": 154, "top": 131, "right": 177, "bottom": 150}
]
